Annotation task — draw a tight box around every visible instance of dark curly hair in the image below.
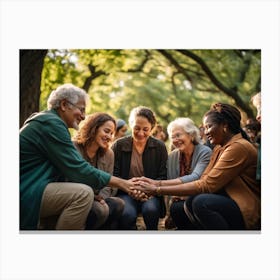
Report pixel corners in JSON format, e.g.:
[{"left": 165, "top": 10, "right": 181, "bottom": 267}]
[{"left": 204, "top": 103, "right": 249, "bottom": 141}]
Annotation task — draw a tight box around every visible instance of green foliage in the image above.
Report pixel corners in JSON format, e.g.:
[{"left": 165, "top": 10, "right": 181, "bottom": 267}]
[{"left": 40, "top": 49, "right": 261, "bottom": 128}]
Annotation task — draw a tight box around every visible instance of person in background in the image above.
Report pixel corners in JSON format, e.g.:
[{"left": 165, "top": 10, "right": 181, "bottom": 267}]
[
  {"left": 20, "top": 84, "right": 145, "bottom": 230},
  {"left": 136, "top": 117, "right": 212, "bottom": 230},
  {"left": 251, "top": 92, "right": 261, "bottom": 181},
  {"left": 134, "top": 103, "right": 261, "bottom": 230},
  {"left": 112, "top": 106, "right": 168, "bottom": 230},
  {"left": 114, "top": 119, "right": 128, "bottom": 140},
  {"left": 73, "top": 113, "right": 124, "bottom": 230},
  {"left": 152, "top": 124, "right": 168, "bottom": 142},
  {"left": 243, "top": 121, "right": 260, "bottom": 145}
]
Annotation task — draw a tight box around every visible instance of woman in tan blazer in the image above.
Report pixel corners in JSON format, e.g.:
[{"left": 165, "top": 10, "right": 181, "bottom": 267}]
[{"left": 134, "top": 103, "right": 260, "bottom": 230}]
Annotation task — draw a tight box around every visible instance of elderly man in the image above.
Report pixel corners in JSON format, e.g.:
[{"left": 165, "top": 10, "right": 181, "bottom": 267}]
[{"left": 20, "top": 84, "right": 143, "bottom": 230}]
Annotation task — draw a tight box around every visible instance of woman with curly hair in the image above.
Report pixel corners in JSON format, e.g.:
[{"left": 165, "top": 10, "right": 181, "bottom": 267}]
[{"left": 73, "top": 112, "right": 125, "bottom": 230}]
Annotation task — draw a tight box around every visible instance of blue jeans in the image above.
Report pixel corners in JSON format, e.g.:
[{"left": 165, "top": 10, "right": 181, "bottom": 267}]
[
  {"left": 117, "top": 193, "right": 161, "bottom": 230},
  {"left": 171, "top": 193, "right": 245, "bottom": 230}
]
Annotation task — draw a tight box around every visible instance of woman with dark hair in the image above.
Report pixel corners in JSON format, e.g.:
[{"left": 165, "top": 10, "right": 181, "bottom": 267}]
[
  {"left": 114, "top": 119, "right": 128, "bottom": 140},
  {"left": 73, "top": 112, "right": 125, "bottom": 230},
  {"left": 135, "top": 103, "right": 261, "bottom": 230},
  {"left": 112, "top": 106, "right": 168, "bottom": 230}
]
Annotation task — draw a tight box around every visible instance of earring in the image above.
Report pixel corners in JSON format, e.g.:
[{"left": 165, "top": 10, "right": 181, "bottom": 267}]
[{"left": 223, "top": 127, "right": 227, "bottom": 133}]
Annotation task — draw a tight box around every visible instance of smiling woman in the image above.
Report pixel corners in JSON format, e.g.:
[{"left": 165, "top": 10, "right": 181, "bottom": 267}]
[
  {"left": 134, "top": 104, "right": 261, "bottom": 230},
  {"left": 137, "top": 117, "right": 212, "bottom": 229},
  {"left": 72, "top": 113, "right": 125, "bottom": 230},
  {"left": 112, "top": 106, "right": 168, "bottom": 230}
]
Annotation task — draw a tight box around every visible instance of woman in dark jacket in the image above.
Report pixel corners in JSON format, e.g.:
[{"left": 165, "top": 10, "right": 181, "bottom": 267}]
[{"left": 112, "top": 106, "right": 168, "bottom": 230}]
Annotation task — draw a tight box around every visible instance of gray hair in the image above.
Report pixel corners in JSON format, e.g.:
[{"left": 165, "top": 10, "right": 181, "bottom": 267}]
[
  {"left": 47, "top": 83, "right": 88, "bottom": 109},
  {"left": 167, "top": 117, "right": 201, "bottom": 144}
]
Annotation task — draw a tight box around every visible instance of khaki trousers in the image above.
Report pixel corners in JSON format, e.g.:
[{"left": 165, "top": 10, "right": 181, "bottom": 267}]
[{"left": 39, "top": 182, "right": 94, "bottom": 230}]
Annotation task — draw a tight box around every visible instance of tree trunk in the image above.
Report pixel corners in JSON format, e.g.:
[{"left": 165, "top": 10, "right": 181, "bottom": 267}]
[{"left": 20, "top": 49, "right": 47, "bottom": 127}]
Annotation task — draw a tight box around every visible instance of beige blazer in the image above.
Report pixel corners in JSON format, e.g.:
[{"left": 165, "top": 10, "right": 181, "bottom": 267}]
[{"left": 195, "top": 133, "right": 260, "bottom": 229}]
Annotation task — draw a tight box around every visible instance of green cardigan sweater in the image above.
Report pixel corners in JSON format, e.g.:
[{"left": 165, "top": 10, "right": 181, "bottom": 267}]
[{"left": 20, "top": 109, "right": 111, "bottom": 230}]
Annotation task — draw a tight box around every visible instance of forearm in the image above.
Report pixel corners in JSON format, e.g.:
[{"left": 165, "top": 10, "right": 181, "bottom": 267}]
[
  {"left": 157, "top": 182, "right": 199, "bottom": 196},
  {"left": 159, "top": 178, "right": 182, "bottom": 186},
  {"left": 108, "top": 176, "right": 128, "bottom": 193}
]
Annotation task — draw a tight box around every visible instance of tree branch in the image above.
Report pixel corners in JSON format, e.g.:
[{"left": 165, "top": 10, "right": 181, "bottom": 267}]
[
  {"left": 83, "top": 64, "right": 106, "bottom": 92},
  {"left": 176, "top": 50, "right": 254, "bottom": 117},
  {"left": 156, "top": 49, "right": 193, "bottom": 82}
]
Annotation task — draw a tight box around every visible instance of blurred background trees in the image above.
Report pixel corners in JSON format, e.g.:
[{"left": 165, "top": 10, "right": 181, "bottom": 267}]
[{"left": 20, "top": 49, "right": 261, "bottom": 129}]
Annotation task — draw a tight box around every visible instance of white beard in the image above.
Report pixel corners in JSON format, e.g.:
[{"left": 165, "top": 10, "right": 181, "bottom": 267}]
[{"left": 72, "top": 121, "right": 79, "bottom": 130}]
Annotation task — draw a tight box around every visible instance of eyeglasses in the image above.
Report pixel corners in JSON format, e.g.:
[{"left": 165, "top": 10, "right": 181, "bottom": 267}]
[
  {"left": 67, "top": 101, "right": 86, "bottom": 114},
  {"left": 171, "top": 133, "right": 184, "bottom": 140}
]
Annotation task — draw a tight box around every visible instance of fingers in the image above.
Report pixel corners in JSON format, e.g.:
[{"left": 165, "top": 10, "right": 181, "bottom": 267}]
[
  {"left": 130, "top": 176, "right": 152, "bottom": 185},
  {"left": 129, "top": 189, "right": 149, "bottom": 201}
]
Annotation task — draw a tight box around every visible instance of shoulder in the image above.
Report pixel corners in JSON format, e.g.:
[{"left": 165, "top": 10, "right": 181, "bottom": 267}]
[
  {"left": 228, "top": 134, "right": 256, "bottom": 152},
  {"left": 218, "top": 134, "right": 257, "bottom": 159},
  {"left": 168, "top": 149, "right": 180, "bottom": 159},
  {"left": 230, "top": 140, "right": 257, "bottom": 156},
  {"left": 195, "top": 144, "right": 212, "bottom": 155},
  {"left": 103, "top": 148, "right": 114, "bottom": 160},
  {"left": 21, "top": 110, "right": 69, "bottom": 139},
  {"left": 24, "top": 109, "right": 63, "bottom": 125},
  {"left": 112, "top": 136, "right": 133, "bottom": 151},
  {"left": 148, "top": 136, "right": 167, "bottom": 149},
  {"left": 195, "top": 144, "right": 212, "bottom": 152}
]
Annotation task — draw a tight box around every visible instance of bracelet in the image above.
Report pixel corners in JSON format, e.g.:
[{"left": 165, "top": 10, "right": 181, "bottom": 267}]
[
  {"left": 156, "top": 186, "right": 161, "bottom": 196},
  {"left": 158, "top": 180, "right": 162, "bottom": 187}
]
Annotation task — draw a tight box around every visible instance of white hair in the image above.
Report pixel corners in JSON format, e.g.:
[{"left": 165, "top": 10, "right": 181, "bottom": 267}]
[
  {"left": 167, "top": 117, "right": 201, "bottom": 144},
  {"left": 47, "top": 83, "right": 88, "bottom": 109},
  {"left": 251, "top": 92, "right": 261, "bottom": 108}
]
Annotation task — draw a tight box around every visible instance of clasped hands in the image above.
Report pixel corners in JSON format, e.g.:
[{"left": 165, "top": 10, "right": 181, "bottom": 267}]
[{"left": 127, "top": 176, "right": 159, "bottom": 201}]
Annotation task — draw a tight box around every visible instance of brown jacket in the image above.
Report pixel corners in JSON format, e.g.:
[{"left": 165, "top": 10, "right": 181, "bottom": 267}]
[{"left": 195, "top": 133, "right": 261, "bottom": 229}]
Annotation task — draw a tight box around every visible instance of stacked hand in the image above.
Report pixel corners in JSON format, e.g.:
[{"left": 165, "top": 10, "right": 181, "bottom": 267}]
[
  {"left": 121, "top": 178, "right": 148, "bottom": 201},
  {"left": 129, "top": 177, "right": 158, "bottom": 196}
]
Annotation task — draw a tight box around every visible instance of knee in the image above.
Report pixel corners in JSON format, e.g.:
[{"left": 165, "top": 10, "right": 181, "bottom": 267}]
[
  {"left": 75, "top": 184, "right": 94, "bottom": 205},
  {"left": 115, "top": 199, "right": 125, "bottom": 215},
  {"left": 170, "top": 201, "right": 184, "bottom": 218},
  {"left": 191, "top": 194, "right": 209, "bottom": 215},
  {"left": 142, "top": 201, "right": 160, "bottom": 216}
]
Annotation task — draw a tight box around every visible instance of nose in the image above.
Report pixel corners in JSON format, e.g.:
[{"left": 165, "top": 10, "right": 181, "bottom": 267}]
[
  {"left": 81, "top": 112, "right": 86, "bottom": 120},
  {"left": 107, "top": 133, "right": 113, "bottom": 139}
]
